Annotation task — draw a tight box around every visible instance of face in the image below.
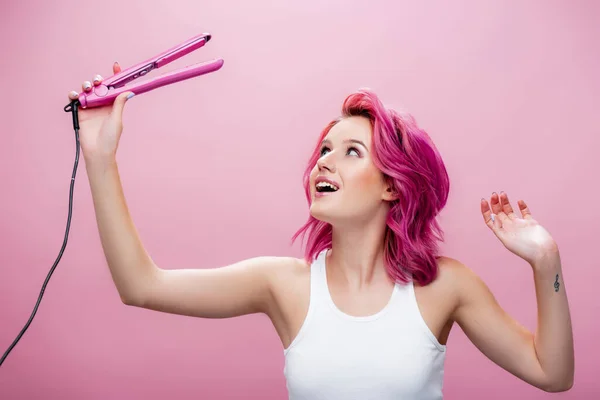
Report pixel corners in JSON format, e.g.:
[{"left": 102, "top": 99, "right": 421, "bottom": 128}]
[{"left": 309, "top": 116, "right": 396, "bottom": 225}]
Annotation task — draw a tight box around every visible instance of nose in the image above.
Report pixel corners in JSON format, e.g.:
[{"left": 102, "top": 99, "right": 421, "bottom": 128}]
[{"left": 317, "top": 153, "right": 336, "bottom": 172}]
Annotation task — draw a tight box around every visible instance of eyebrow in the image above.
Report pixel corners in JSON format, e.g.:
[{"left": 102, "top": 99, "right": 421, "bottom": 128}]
[{"left": 320, "top": 138, "right": 369, "bottom": 151}]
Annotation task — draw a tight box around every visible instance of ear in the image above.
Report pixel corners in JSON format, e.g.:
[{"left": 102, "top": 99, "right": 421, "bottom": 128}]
[{"left": 382, "top": 185, "right": 399, "bottom": 202}]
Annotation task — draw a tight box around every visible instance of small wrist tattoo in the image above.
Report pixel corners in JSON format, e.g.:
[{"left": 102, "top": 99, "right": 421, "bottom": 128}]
[{"left": 554, "top": 274, "right": 560, "bottom": 292}]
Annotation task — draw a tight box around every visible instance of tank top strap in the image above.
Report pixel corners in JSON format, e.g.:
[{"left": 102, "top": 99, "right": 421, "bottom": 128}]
[
  {"left": 403, "top": 274, "right": 447, "bottom": 352},
  {"left": 282, "top": 249, "right": 329, "bottom": 355},
  {"left": 309, "top": 249, "right": 330, "bottom": 302}
]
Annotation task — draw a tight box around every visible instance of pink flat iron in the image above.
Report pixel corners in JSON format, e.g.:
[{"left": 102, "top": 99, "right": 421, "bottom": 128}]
[{"left": 75, "top": 32, "right": 223, "bottom": 108}]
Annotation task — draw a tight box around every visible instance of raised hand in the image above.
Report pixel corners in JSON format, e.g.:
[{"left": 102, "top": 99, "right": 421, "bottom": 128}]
[
  {"left": 481, "top": 192, "right": 559, "bottom": 266},
  {"left": 67, "top": 62, "right": 134, "bottom": 161}
]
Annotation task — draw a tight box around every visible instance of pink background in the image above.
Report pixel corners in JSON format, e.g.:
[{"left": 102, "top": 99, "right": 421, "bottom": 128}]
[{"left": 1, "top": 0, "right": 598, "bottom": 398}]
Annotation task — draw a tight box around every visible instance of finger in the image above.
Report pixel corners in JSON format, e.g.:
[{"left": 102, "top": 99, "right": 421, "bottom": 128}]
[
  {"left": 490, "top": 192, "right": 509, "bottom": 224},
  {"left": 518, "top": 199, "right": 533, "bottom": 220},
  {"left": 480, "top": 198, "right": 500, "bottom": 231},
  {"left": 499, "top": 191, "right": 517, "bottom": 220},
  {"left": 490, "top": 192, "right": 502, "bottom": 214},
  {"left": 110, "top": 91, "right": 135, "bottom": 121},
  {"left": 82, "top": 80, "right": 92, "bottom": 92},
  {"left": 68, "top": 91, "right": 79, "bottom": 100},
  {"left": 113, "top": 61, "right": 121, "bottom": 74},
  {"left": 93, "top": 74, "right": 103, "bottom": 86}
]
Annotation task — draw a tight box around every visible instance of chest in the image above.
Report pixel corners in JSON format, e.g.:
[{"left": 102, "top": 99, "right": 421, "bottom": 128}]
[
  {"left": 272, "top": 267, "right": 456, "bottom": 351},
  {"left": 283, "top": 317, "right": 446, "bottom": 400}
]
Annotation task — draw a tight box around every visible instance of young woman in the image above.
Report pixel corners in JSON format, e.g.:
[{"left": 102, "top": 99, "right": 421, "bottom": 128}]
[{"left": 67, "top": 62, "right": 574, "bottom": 399}]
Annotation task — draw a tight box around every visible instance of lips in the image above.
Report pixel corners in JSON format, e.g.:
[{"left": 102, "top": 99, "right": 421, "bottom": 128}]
[
  {"left": 315, "top": 176, "right": 339, "bottom": 187},
  {"left": 315, "top": 176, "right": 340, "bottom": 195}
]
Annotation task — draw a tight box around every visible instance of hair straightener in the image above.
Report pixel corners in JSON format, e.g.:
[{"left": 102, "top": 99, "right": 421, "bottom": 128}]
[{"left": 0, "top": 32, "right": 224, "bottom": 367}]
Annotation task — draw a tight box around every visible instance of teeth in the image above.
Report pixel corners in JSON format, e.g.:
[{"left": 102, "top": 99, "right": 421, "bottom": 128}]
[{"left": 316, "top": 181, "right": 339, "bottom": 191}]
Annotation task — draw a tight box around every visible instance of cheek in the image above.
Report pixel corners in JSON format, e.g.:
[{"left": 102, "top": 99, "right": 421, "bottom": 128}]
[
  {"left": 308, "top": 165, "right": 319, "bottom": 188},
  {"left": 348, "top": 166, "right": 384, "bottom": 193}
]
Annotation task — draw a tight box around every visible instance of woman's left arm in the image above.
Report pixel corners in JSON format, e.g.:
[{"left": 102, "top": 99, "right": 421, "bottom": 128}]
[{"left": 451, "top": 192, "right": 574, "bottom": 392}]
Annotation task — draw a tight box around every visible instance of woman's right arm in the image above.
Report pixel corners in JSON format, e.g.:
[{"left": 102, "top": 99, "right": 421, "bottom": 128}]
[{"left": 72, "top": 64, "right": 292, "bottom": 321}]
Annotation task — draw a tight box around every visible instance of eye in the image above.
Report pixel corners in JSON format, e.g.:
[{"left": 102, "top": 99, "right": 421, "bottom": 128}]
[
  {"left": 319, "top": 146, "right": 330, "bottom": 157},
  {"left": 347, "top": 146, "right": 360, "bottom": 157}
]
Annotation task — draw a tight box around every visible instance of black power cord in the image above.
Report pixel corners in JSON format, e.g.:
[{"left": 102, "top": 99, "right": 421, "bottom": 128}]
[{"left": 0, "top": 100, "right": 81, "bottom": 367}]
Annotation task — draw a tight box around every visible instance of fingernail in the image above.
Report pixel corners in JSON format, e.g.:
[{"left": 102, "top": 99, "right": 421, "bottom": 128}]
[
  {"left": 126, "top": 92, "right": 135, "bottom": 99},
  {"left": 491, "top": 214, "right": 495, "bottom": 222}
]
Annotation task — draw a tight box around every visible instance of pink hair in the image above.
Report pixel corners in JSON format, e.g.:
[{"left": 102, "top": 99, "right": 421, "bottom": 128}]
[{"left": 291, "top": 88, "right": 450, "bottom": 286}]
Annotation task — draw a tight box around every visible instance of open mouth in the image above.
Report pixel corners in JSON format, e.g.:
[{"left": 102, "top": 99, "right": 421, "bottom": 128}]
[{"left": 315, "top": 181, "right": 339, "bottom": 193}]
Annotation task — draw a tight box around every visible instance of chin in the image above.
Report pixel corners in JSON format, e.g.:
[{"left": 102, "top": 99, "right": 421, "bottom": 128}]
[
  {"left": 310, "top": 202, "right": 358, "bottom": 227},
  {"left": 310, "top": 198, "right": 384, "bottom": 228},
  {"left": 309, "top": 202, "right": 338, "bottom": 224}
]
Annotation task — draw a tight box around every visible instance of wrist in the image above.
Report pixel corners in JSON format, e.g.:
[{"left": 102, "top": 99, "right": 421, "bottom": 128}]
[
  {"left": 84, "top": 153, "right": 118, "bottom": 170},
  {"left": 530, "top": 249, "right": 561, "bottom": 274}
]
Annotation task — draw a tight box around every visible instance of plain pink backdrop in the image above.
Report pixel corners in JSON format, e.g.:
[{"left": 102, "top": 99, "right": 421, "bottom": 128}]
[{"left": 1, "top": 0, "right": 598, "bottom": 398}]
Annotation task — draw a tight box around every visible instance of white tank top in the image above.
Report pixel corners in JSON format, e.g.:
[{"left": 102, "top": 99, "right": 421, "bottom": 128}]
[{"left": 283, "top": 249, "right": 447, "bottom": 399}]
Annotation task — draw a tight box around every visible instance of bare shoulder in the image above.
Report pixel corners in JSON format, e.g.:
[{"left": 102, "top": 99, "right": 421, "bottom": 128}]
[
  {"left": 262, "top": 255, "right": 310, "bottom": 280},
  {"left": 412, "top": 256, "right": 479, "bottom": 311},
  {"left": 412, "top": 256, "right": 461, "bottom": 290},
  {"left": 433, "top": 255, "right": 478, "bottom": 285},
  {"left": 244, "top": 255, "right": 310, "bottom": 307},
  {"left": 265, "top": 256, "right": 311, "bottom": 302},
  {"left": 432, "top": 255, "right": 490, "bottom": 310},
  {"left": 436, "top": 255, "right": 473, "bottom": 280}
]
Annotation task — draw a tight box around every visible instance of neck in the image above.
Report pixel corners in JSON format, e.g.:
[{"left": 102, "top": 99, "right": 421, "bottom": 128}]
[{"left": 328, "top": 210, "right": 390, "bottom": 290}]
